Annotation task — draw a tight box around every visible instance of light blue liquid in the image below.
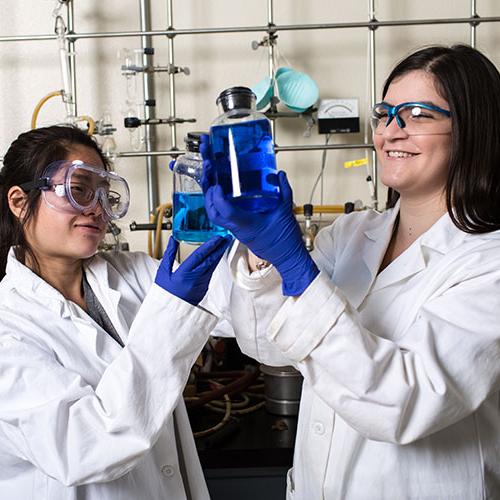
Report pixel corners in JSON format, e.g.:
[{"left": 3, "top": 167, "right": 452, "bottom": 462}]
[
  {"left": 210, "top": 118, "right": 280, "bottom": 212},
  {"left": 173, "top": 192, "right": 228, "bottom": 244}
]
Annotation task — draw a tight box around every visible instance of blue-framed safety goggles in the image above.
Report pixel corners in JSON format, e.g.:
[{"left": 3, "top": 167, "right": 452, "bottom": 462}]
[{"left": 371, "top": 101, "right": 451, "bottom": 136}]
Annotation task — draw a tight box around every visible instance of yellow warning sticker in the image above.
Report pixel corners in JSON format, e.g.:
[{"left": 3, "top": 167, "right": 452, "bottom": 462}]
[{"left": 344, "top": 157, "right": 368, "bottom": 169}]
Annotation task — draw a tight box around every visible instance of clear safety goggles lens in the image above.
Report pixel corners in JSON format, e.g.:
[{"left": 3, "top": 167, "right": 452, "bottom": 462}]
[
  {"left": 371, "top": 102, "right": 451, "bottom": 136},
  {"left": 41, "top": 160, "right": 130, "bottom": 220}
]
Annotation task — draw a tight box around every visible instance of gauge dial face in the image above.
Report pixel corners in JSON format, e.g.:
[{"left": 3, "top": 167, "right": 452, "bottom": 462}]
[{"left": 318, "top": 99, "right": 359, "bottom": 119}]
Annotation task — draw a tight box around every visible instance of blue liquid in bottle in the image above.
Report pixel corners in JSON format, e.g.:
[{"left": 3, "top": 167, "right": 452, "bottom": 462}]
[
  {"left": 173, "top": 192, "right": 228, "bottom": 244},
  {"left": 210, "top": 118, "right": 280, "bottom": 212}
]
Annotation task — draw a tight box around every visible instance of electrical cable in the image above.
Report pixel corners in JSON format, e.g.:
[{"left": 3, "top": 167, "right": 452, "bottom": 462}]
[
  {"left": 210, "top": 392, "right": 250, "bottom": 409},
  {"left": 191, "top": 395, "right": 232, "bottom": 439},
  {"left": 207, "top": 399, "right": 265, "bottom": 416},
  {"left": 186, "top": 368, "right": 260, "bottom": 410},
  {"left": 308, "top": 133, "right": 331, "bottom": 205}
]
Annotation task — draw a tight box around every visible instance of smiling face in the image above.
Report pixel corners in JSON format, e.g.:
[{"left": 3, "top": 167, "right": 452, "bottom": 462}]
[
  {"left": 24, "top": 145, "right": 108, "bottom": 264},
  {"left": 374, "top": 70, "right": 452, "bottom": 203}
]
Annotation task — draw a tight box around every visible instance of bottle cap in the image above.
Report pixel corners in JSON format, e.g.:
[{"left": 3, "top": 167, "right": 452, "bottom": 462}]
[
  {"left": 216, "top": 86, "right": 256, "bottom": 113},
  {"left": 184, "top": 131, "right": 207, "bottom": 153}
]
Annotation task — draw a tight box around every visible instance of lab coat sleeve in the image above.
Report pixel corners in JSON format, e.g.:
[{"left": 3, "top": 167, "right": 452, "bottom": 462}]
[
  {"left": 267, "top": 245, "right": 500, "bottom": 445},
  {"left": 0, "top": 285, "right": 216, "bottom": 486},
  {"left": 211, "top": 222, "right": 340, "bottom": 366},
  {"left": 202, "top": 241, "right": 301, "bottom": 367}
]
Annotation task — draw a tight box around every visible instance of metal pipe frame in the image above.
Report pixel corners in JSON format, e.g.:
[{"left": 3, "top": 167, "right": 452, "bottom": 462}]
[
  {"left": 368, "top": 0, "right": 378, "bottom": 209},
  {"left": 66, "top": 1, "right": 77, "bottom": 117},
  {"left": 267, "top": 0, "right": 276, "bottom": 139},
  {"left": 2, "top": 15, "right": 499, "bottom": 43},
  {"left": 166, "top": 0, "right": 177, "bottom": 149},
  {"left": 470, "top": 0, "right": 478, "bottom": 47},
  {"left": 2, "top": 1, "right": 493, "bottom": 212},
  {"left": 139, "top": 0, "right": 159, "bottom": 215},
  {"left": 117, "top": 142, "right": 375, "bottom": 158}
]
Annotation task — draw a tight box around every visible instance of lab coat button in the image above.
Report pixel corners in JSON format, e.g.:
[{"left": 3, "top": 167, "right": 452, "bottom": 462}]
[
  {"left": 161, "top": 465, "right": 175, "bottom": 477},
  {"left": 313, "top": 421, "right": 325, "bottom": 435}
]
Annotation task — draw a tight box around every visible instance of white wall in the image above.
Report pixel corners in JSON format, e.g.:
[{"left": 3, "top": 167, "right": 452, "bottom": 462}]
[{"left": 2, "top": 0, "right": 500, "bottom": 253}]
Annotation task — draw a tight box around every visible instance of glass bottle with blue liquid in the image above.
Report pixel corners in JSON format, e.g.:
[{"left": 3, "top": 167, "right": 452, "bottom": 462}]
[
  {"left": 209, "top": 86, "right": 280, "bottom": 212},
  {"left": 172, "top": 132, "right": 228, "bottom": 244}
]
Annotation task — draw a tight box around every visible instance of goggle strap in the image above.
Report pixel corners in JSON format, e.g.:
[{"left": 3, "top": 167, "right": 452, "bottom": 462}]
[{"left": 19, "top": 177, "right": 51, "bottom": 193}]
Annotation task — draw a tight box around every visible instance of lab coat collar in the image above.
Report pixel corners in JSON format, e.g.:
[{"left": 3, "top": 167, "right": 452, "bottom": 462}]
[
  {"left": 5, "top": 248, "right": 70, "bottom": 315},
  {"left": 362, "top": 200, "right": 401, "bottom": 243},
  {"left": 361, "top": 202, "right": 401, "bottom": 278},
  {"left": 5, "top": 248, "right": 121, "bottom": 320},
  {"left": 363, "top": 202, "right": 468, "bottom": 253},
  {"left": 419, "top": 211, "right": 468, "bottom": 253},
  {"left": 360, "top": 206, "right": 469, "bottom": 298},
  {"left": 5, "top": 248, "right": 124, "bottom": 362}
]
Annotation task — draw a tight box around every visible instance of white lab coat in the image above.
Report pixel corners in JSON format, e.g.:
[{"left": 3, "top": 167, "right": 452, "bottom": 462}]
[
  {"left": 207, "top": 204, "right": 500, "bottom": 499},
  {"left": 0, "top": 249, "right": 211, "bottom": 500}
]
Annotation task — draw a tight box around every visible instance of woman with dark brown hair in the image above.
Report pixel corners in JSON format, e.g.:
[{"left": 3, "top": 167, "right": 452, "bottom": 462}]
[{"left": 203, "top": 45, "right": 500, "bottom": 499}]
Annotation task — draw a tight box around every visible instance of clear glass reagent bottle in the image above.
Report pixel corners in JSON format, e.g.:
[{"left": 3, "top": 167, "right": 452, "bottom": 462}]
[
  {"left": 209, "top": 86, "right": 280, "bottom": 212},
  {"left": 172, "top": 131, "right": 229, "bottom": 244}
]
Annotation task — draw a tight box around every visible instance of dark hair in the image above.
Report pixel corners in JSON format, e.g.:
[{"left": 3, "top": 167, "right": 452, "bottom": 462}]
[
  {"left": 0, "top": 125, "right": 109, "bottom": 280},
  {"left": 384, "top": 44, "right": 500, "bottom": 233}
]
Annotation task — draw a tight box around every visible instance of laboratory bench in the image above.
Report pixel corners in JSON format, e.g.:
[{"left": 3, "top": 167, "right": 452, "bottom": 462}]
[
  {"left": 196, "top": 406, "right": 296, "bottom": 500},
  {"left": 186, "top": 339, "right": 298, "bottom": 500}
]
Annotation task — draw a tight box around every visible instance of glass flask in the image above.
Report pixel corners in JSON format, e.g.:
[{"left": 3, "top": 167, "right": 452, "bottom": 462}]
[
  {"left": 172, "top": 132, "right": 229, "bottom": 244},
  {"left": 209, "top": 86, "right": 280, "bottom": 212}
]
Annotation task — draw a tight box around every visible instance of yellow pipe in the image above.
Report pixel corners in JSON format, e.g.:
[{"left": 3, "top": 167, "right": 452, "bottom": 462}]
[
  {"left": 31, "top": 90, "right": 96, "bottom": 136},
  {"left": 146, "top": 202, "right": 345, "bottom": 258},
  {"left": 293, "top": 204, "right": 345, "bottom": 215},
  {"left": 74, "top": 115, "right": 96, "bottom": 136},
  {"left": 31, "top": 90, "right": 63, "bottom": 129},
  {"left": 148, "top": 203, "right": 172, "bottom": 259}
]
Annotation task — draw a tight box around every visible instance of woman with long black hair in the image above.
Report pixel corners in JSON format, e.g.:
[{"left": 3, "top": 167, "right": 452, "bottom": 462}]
[{"left": 0, "top": 125, "right": 231, "bottom": 500}]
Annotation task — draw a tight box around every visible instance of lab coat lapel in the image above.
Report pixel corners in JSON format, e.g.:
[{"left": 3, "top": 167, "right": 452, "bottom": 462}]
[
  {"left": 65, "top": 258, "right": 125, "bottom": 366},
  {"left": 74, "top": 317, "right": 122, "bottom": 361},
  {"left": 334, "top": 207, "right": 399, "bottom": 309},
  {"left": 371, "top": 212, "right": 462, "bottom": 293},
  {"left": 370, "top": 242, "right": 426, "bottom": 292},
  {"left": 84, "top": 257, "right": 129, "bottom": 344}
]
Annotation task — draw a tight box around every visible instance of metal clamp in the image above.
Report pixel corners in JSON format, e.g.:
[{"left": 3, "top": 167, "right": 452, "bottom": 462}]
[
  {"left": 94, "top": 119, "right": 116, "bottom": 136},
  {"left": 129, "top": 221, "right": 172, "bottom": 231},
  {"left": 251, "top": 32, "right": 278, "bottom": 50},
  {"left": 124, "top": 116, "right": 196, "bottom": 128}
]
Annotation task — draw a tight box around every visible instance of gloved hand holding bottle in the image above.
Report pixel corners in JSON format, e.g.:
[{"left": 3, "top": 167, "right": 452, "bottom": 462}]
[
  {"left": 155, "top": 234, "right": 233, "bottom": 305},
  {"left": 200, "top": 135, "right": 319, "bottom": 297}
]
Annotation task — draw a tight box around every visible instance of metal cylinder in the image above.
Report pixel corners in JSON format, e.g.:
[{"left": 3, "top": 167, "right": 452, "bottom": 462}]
[{"left": 260, "top": 364, "right": 304, "bottom": 416}]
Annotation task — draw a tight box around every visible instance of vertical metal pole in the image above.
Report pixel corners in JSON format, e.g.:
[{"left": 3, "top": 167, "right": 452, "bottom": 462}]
[
  {"left": 166, "top": 0, "right": 177, "bottom": 149},
  {"left": 267, "top": 0, "right": 275, "bottom": 79},
  {"left": 66, "top": 0, "right": 77, "bottom": 117},
  {"left": 368, "top": 0, "right": 378, "bottom": 209},
  {"left": 470, "top": 0, "right": 477, "bottom": 47},
  {"left": 267, "top": 0, "right": 276, "bottom": 140},
  {"left": 139, "top": 0, "right": 159, "bottom": 215}
]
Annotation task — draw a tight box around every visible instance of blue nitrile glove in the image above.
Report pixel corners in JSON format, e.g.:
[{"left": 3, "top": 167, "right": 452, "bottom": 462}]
[
  {"left": 169, "top": 159, "right": 176, "bottom": 171},
  {"left": 155, "top": 235, "right": 233, "bottom": 305},
  {"left": 200, "top": 135, "right": 319, "bottom": 296}
]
